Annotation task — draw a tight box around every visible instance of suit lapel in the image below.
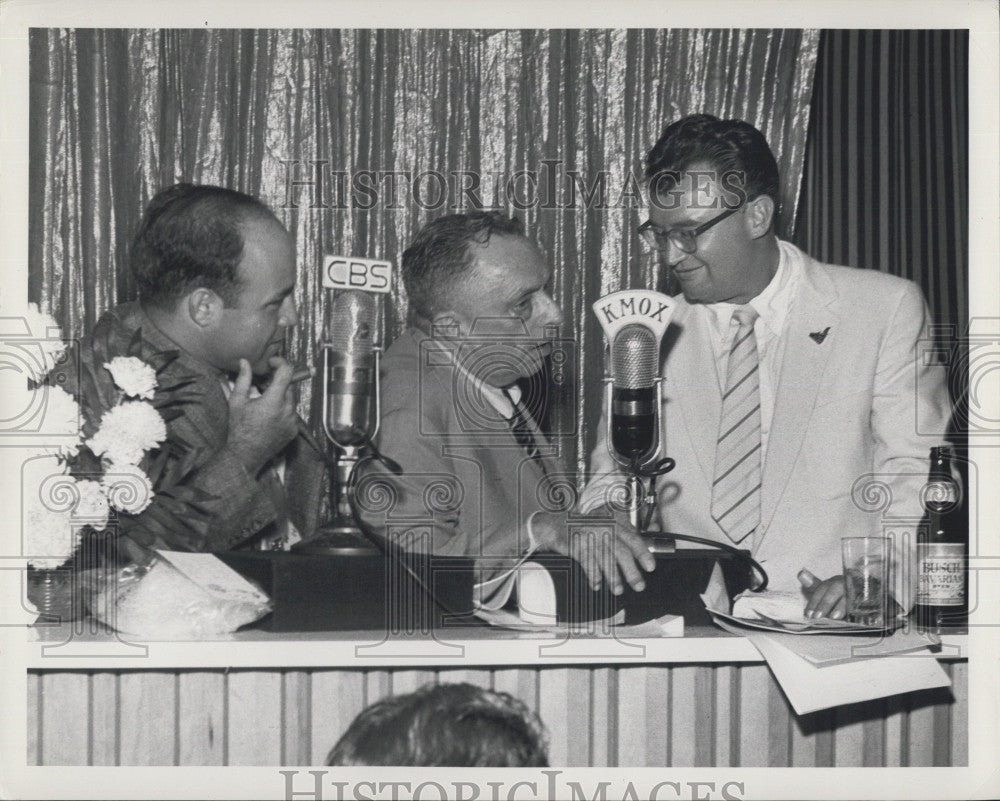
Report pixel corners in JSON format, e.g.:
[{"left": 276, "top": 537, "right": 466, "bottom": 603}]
[
  {"left": 423, "top": 332, "right": 558, "bottom": 503},
  {"left": 665, "top": 301, "right": 720, "bottom": 486},
  {"left": 759, "top": 255, "right": 840, "bottom": 530}
]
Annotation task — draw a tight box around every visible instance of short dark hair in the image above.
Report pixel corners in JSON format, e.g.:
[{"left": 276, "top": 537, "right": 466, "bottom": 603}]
[
  {"left": 131, "top": 183, "right": 281, "bottom": 308},
  {"left": 326, "top": 682, "right": 549, "bottom": 767},
  {"left": 645, "top": 114, "right": 780, "bottom": 216},
  {"left": 402, "top": 212, "right": 525, "bottom": 320}
]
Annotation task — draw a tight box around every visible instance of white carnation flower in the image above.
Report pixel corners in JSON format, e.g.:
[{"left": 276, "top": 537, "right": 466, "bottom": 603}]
[
  {"left": 22, "top": 303, "right": 68, "bottom": 382},
  {"left": 41, "top": 384, "right": 83, "bottom": 458},
  {"left": 104, "top": 356, "right": 157, "bottom": 400},
  {"left": 0, "top": 373, "right": 80, "bottom": 458},
  {"left": 25, "top": 503, "right": 78, "bottom": 569},
  {"left": 102, "top": 463, "right": 154, "bottom": 514},
  {"left": 74, "top": 479, "right": 110, "bottom": 531},
  {"left": 22, "top": 464, "right": 79, "bottom": 569},
  {"left": 86, "top": 400, "right": 167, "bottom": 466}
]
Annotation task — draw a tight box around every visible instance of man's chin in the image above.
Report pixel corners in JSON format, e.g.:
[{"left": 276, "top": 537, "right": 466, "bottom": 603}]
[
  {"left": 458, "top": 344, "right": 546, "bottom": 386},
  {"left": 481, "top": 363, "right": 544, "bottom": 389}
]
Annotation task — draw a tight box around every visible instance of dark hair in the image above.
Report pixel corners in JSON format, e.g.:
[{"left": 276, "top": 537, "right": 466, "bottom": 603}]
[
  {"left": 402, "top": 211, "right": 525, "bottom": 320},
  {"left": 326, "top": 682, "right": 549, "bottom": 767},
  {"left": 645, "top": 114, "right": 780, "bottom": 216},
  {"left": 130, "top": 183, "right": 281, "bottom": 308}
]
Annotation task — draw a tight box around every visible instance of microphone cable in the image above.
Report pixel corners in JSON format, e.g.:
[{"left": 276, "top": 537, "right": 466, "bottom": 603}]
[
  {"left": 628, "top": 460, "right": 769, "bottom": 592},
  {"left": 343, "top": 451, "right": 478, "bottom": 625}
]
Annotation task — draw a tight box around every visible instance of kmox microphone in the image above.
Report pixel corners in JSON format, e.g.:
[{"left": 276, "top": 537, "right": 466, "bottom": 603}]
[{"left": 593, "top": 289, "right": 676, "bottom": 532}]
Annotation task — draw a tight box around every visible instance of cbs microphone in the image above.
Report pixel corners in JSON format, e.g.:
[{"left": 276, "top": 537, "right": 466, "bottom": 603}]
[
  {"left": 319, "top": 256, "right": 391, "bottom": 451},
  {"left": 294, "top": 256, "right": 392, "bottom": 555},
  {"left": 325, "top": 290, "right": 376, "bottom": 448},
  {"left": 593, "top": 289, "right": 675, "bottom": 530}
]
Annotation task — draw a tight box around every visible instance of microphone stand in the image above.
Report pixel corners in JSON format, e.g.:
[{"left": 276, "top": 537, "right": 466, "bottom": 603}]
[{"left": 293, "top": 344, "right": 383, "bottom": 556}]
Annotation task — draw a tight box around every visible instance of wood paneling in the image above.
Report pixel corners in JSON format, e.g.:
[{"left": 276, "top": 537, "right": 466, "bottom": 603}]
[
  {"left": 227, "top": 671, "right": 283, "bottom": 765},
  {"left": 118, "top": 672, "right": 176, "bottom": 765},
  {"left": 26, "top": 661, "right": 967, "bottom": 767},
  {"left": 176, "top": 671, "right": 226, "bottom": 765}
]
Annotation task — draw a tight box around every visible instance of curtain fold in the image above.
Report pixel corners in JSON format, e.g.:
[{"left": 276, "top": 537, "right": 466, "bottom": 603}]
[
  {"left": 28, "top": 28, "right": 819, "bottom": 477},
  {"left": 793, "top": 30, "right": 968, "bottom": 334}
]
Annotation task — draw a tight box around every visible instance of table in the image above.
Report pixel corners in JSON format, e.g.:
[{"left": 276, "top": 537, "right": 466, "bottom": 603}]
[{"left": 25, "top": 620, "right": 967, "bottom": 767}]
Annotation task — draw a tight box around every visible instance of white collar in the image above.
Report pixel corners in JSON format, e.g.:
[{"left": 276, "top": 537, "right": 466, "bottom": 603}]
[
  {"left": 704, "top": 238, "right": 800, "bottom": 336},
  {"left": 427, "top": 338, "right": 521, "bottom": 418}
]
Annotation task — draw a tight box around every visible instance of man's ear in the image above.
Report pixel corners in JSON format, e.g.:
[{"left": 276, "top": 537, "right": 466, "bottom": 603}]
[
  {"left": 429, "top": 310, "right": 463, "bottom": 339},
  {"left": 745, "top": 195, "right": 775, "bottom": 240},
  {"left": 185, "top": 288, "right": 223, "bottom": 328}
]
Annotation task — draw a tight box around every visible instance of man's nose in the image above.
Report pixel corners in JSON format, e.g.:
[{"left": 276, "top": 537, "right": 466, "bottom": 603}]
[
  {"left": 539, "top": 291, "right": 564, "bottom": 329},
  {"left": 664, "top": 239, "right": 689, "bottom": 268},
  {"left": 279, "top": 295, "right": 299, "bottom": 328}
]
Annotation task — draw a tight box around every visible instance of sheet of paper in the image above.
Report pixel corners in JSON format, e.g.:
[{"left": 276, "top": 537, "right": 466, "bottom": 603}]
[
  {"left": 732, "top": 589, "right": 810, "bottom": 620},
  {"left": 472, "top": 607, "right": 677, "bottom": 637},
  {"left": 713, "top": 617, "right": 938, "bottom": 666},
  {"left": 700, "top": 560, "right": 731, "bottom": 613},
  {"left": 708, "top": 607, "right": 890, "bottom": 634},
  {"left": 516, "top": 561, "right": 558, "bottom": 625},
  {"left": 616, "top": 613, "right": 684, "bottom": 638},
  {"left": 743, "top": 631, "right": 951, "bottom": 715},
  {"left": 704, "top": 587, "right": 896, "bottom": 634},
  {"left": 154, "top": 549, "right": 270, "bottom": 604}
]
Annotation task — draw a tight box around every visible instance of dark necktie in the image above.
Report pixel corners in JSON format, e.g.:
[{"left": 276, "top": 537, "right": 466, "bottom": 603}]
[{"left": 501, "top": 386, "right": 548, "bottom": 476}]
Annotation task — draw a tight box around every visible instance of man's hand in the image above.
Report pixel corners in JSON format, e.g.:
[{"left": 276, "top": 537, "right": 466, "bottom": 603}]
[
  {"left": 531, "top": 511, "right": 656, "bottom": 595},
  {"left": 798, "top": 568, "right": 847, "bottom": 619},
  {"left": 225, "top": 357, "right": 299, "bottom": 475}
]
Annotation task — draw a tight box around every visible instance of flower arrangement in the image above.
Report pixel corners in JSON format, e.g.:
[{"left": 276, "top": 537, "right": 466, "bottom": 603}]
[{"left": 8, "top": 302, "right": 211, "bottom": 573}]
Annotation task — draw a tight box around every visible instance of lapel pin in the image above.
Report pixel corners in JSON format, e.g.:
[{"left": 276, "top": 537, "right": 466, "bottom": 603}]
[{"left": 809, "top": 326, "right": 831, "bottom": 344}]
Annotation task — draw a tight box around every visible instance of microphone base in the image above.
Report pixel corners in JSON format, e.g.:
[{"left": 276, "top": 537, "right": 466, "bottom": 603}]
[
  {"left": 291, "top": 518, "right": 381, "bottom": 556},
  {"left": 643, "top": 534, "right": 676, "bottom": 554}
]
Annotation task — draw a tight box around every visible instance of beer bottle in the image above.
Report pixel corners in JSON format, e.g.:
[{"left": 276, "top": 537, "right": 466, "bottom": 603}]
[{"left": 915, "top": 446, "right": 967, "bottom": 632}]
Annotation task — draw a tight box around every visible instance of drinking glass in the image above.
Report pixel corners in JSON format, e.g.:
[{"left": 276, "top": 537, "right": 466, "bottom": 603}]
[{"left": 841, "top": 537, "right": 889, "bottom": 625}]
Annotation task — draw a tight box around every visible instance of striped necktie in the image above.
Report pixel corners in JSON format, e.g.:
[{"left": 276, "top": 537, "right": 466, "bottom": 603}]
[{"left": 711, "top": 306, "right": 761, "bottom": 543}]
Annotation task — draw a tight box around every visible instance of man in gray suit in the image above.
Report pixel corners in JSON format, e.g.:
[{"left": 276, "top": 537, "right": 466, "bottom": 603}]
[
  {"left": 581, "top": 115, "right": 951, "bottom": 617},
  {"left": 56, "top": 184, "right": 325, "bottom": 553},
  {"left": 359, "top": 212, "right": 654, "bottom": 606}
]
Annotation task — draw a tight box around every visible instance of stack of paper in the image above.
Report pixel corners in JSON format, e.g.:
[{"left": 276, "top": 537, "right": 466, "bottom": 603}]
[
  {"left": 473, "top": 606, "right": 683, "bottom": 638},
  {"left": 702, "top": 580, "right": 952, "bottom": 714},
  {"left": 736, "top": 627, "right": 951, "bottom": 714}
]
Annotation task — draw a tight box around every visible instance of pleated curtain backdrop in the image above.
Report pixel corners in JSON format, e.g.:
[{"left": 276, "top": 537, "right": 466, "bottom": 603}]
[
  {"left": 28, "top": 28, "right": 819, "bottom": 477},
  {"left": 793, "top": 29, "right": 968, "bottom": 337}
]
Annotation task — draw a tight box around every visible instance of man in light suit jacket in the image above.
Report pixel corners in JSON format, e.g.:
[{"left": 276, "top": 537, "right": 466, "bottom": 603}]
[
  {"left": 358, "top": 212, "right": 654, "bottom": 605},
  {"left": 56, "top": 184, "right": 325, "bottom": 554},
  {"left": 580, "top": 115, "right": 950, "bottom": 616}
]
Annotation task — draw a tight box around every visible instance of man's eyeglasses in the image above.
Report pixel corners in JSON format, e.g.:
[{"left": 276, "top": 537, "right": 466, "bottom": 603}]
[{"left": 637, "top": 200, "right": 750, "bottom": 255}]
